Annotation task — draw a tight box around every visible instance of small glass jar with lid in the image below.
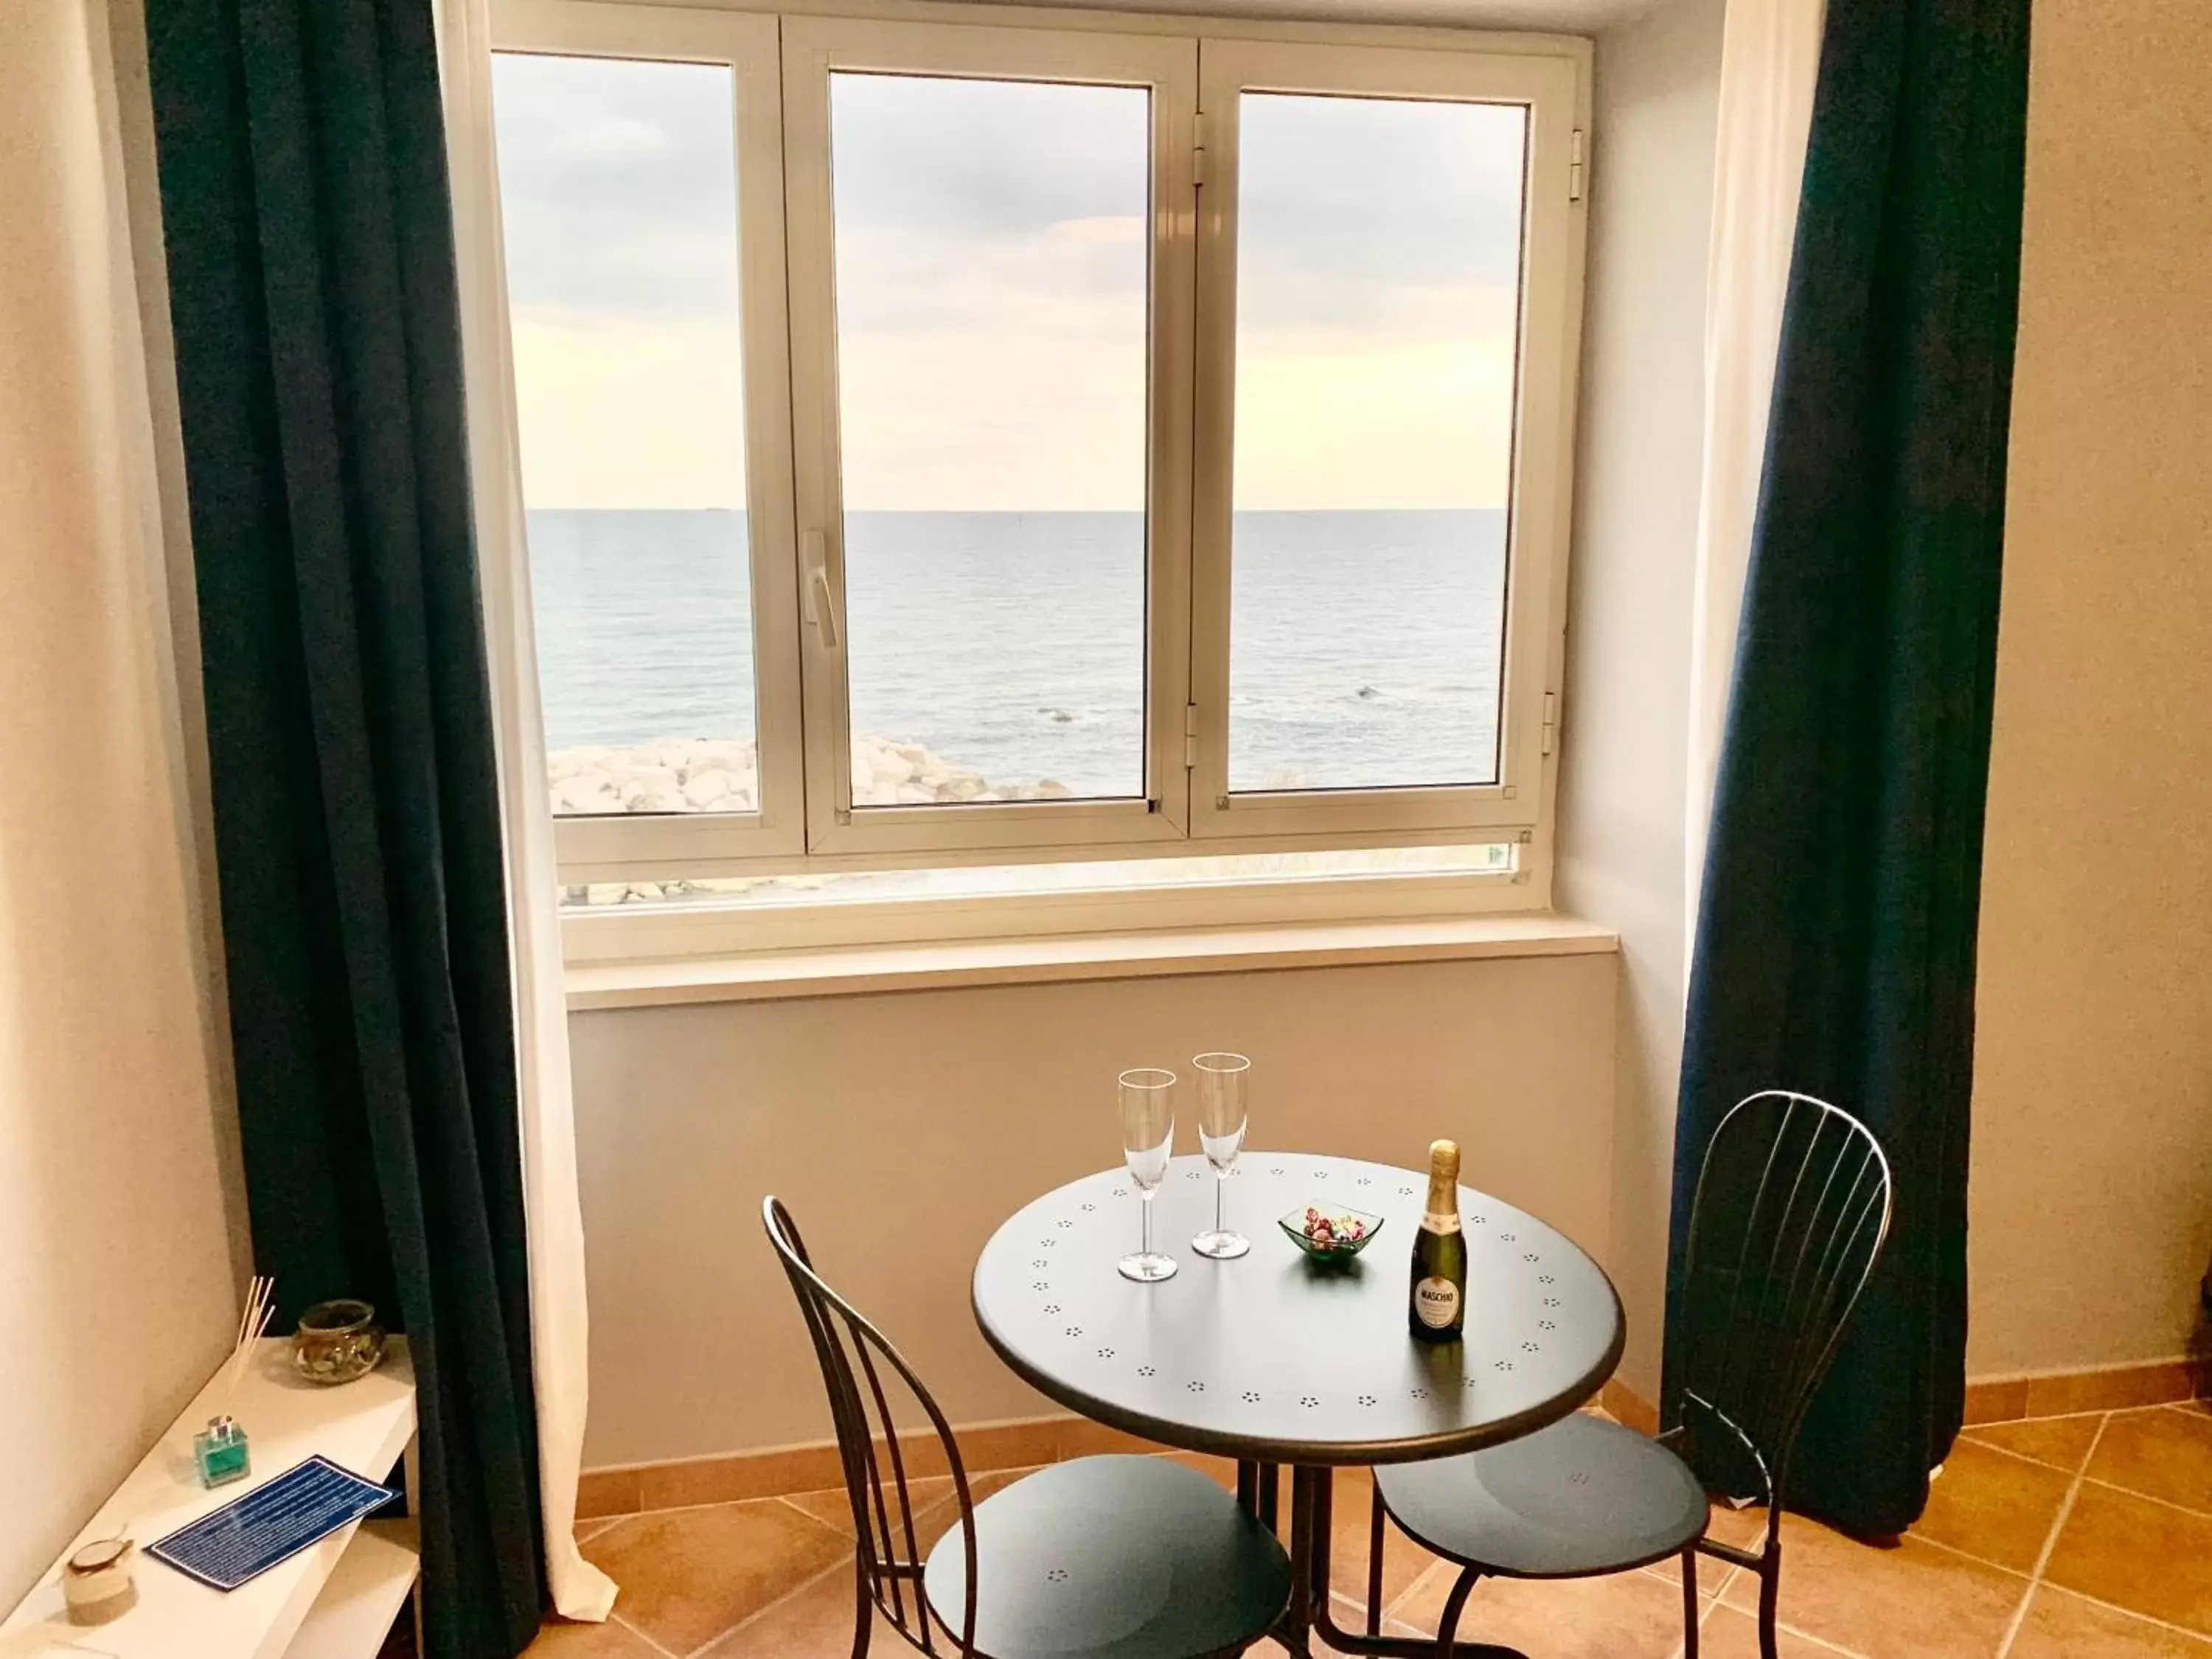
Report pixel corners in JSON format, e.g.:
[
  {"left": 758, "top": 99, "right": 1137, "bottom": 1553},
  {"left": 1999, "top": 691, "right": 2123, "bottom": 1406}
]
[{"left": 292, "top": 1298, "right": 386, "bottom": 1385}]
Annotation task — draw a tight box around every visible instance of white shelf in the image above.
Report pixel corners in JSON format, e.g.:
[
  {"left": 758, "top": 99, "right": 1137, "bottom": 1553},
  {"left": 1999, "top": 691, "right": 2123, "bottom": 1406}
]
[
  {"left": 284, "top": 1520, "right": 420, "bottom": 1659},
  {"left": 1, "top": 1338, "right": 417, "bottom": 1659}
]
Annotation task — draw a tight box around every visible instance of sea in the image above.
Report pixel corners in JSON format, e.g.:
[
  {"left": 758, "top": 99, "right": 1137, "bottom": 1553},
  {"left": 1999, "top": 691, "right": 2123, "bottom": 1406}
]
[{"left": 527, "top": 508, "right": 1507, "bottom": 796}]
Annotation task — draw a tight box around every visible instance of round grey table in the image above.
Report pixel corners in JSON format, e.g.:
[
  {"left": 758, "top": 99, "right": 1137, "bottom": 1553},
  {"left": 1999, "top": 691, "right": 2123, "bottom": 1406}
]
[{"left": 973, "top": 1152, "right": 1624, "bottom": 1658}]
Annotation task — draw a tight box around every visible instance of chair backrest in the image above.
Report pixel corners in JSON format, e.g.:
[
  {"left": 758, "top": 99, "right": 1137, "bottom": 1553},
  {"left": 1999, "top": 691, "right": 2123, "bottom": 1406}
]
[
  {"left": 1668, "top": 1091, "right": 1894, "bottom": 1503},
  {"left": 763, "top": 1196, "right": 978, "bottom": 1657}
]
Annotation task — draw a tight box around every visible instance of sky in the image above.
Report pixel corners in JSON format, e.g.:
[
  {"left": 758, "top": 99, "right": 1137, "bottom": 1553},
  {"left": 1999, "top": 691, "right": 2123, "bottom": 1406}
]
[{"left": 490, "top": 52, "right": 1528, "bottom": 512}]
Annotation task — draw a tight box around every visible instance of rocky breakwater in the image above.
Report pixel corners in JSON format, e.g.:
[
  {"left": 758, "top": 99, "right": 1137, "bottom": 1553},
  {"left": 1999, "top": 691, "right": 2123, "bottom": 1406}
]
[
  {"left": 845, "top": 736, "right": 1073, "bottom": 807},
  {"left": 546, "top": 734, "right": 1074, "bottom": 816},
  {"left": 549, "top": 738, "right": 759, "bottom": 815}
]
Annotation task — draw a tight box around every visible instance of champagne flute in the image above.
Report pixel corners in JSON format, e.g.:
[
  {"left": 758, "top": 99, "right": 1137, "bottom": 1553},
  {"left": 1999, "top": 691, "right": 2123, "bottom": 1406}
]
[
  {"left": 1191, "top": 1052, "right": 1251, "bottom": 1259},
  {"left": 1117, "top": 1068, "right": 1178, "bottom": 1283}
]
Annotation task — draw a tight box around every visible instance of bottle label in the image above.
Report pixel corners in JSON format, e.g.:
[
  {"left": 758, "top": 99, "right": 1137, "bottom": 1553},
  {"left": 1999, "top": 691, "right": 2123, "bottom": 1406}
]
[{"left": 1414, "top": 1276, "right": 1461, "bottom": 1329}]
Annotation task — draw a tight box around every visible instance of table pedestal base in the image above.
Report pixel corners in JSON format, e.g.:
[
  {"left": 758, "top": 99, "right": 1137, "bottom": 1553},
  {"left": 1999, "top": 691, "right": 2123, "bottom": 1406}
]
[{"left": 1243, "top": 1463, "right": 1530, "bottom": 1659}]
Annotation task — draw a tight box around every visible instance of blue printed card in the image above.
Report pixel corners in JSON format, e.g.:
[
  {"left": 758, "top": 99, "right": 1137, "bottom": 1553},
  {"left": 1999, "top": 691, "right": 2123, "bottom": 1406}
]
[{"left": 149, "top": 1455, "right": 397, "bottom": 1591}]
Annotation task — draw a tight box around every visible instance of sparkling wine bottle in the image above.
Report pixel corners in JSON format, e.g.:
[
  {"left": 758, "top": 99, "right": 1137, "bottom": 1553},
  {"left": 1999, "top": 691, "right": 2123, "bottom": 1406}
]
[{"left": 1408, "top": 1139, "right": 1467, "bottom": 1342}]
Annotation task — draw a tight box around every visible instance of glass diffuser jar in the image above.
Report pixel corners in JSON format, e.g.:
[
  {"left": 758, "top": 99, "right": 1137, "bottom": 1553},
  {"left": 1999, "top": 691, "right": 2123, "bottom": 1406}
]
[{"left": 193, "top": 1416, "right": 251, "bottom": 1487}]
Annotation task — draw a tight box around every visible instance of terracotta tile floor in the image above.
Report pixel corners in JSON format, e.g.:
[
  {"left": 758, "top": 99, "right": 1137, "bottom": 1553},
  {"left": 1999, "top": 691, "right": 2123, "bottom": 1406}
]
[{"left": 531, "top": 1402, "right": 2212, "bottom": 1659}]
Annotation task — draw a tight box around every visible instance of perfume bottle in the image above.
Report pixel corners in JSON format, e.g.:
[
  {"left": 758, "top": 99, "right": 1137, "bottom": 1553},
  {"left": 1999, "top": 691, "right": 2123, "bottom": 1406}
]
[{"left": 193, "top": 1416, "right": 251, "bottom": 1488}]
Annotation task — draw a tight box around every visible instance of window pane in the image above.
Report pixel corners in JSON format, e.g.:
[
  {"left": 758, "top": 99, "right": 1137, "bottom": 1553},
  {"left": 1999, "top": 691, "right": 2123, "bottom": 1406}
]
[
  {"left": 492, "top": 53, "right": 759, "bottom": 818},
  {"left": 830, "top": 73, "right": 1151, "bottom": 807},
  {"left": 1228, "top": 93, "right": 1527, "bottom": 793}
]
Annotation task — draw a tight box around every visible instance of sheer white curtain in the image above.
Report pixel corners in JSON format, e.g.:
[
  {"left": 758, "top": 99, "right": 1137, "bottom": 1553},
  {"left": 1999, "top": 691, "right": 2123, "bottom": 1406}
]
[
  {"left": 1683, "top": 0, "right": 1828, "bottom": 959},
  {"left": 432, "top": 0, "right": 617, "bottom": 1621}
]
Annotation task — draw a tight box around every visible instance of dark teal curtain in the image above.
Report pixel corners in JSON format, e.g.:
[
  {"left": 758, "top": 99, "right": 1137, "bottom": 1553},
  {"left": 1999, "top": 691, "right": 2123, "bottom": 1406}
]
[
  {"left": 146, "top": 1, "right": 546, "bottom": 1652},
  {"left": 1666, "top": 0, "right": 2031, "bottom": 1537}
]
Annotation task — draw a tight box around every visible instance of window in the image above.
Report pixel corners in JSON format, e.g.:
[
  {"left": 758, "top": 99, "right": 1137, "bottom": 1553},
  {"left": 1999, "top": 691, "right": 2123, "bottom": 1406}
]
[
  {"left": 488, "top": 2, "right": 1586, "bottom": 936},
  {"left": 827, "top": 73, "right": 1151, "bottom": 810},
  {"left": 782, "top": 21, "right": 1199, "bottom": 860},
  {"left": 494, "top": 6, "right": 804, "bottom": 875},
  {"left": 1224, "top": 91, "right": 1521, "bottom": 794}
]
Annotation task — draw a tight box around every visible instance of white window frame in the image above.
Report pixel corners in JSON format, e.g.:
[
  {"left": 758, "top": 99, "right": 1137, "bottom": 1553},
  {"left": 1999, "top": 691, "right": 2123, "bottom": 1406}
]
[
  {"left": 780, "top": 16, "right": 1200, "bottom": 861},
  {"left": 498, "top": 0, "right": 810, "bottom": 875},
  {"left": 485, "top": 0, "right": 1590, "bottom": 939},
  {"left": 1187, "top": 38, "right": 1581, "bottom": 843}
]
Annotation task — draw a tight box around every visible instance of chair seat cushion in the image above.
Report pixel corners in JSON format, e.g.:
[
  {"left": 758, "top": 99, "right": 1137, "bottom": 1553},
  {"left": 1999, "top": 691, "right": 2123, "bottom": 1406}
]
[
  {"left": 922, "top": 1454, "right": 1290, "bottom": 1659},
  {"left": 1375, "top": 1412, "right": 1709, "bottom": 1579}
]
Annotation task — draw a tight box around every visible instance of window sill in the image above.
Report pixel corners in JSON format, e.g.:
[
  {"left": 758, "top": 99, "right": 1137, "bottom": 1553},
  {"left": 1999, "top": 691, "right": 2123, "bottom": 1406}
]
[{"left": 565, "top": 911, "right": 1619, "bottom": 1009}]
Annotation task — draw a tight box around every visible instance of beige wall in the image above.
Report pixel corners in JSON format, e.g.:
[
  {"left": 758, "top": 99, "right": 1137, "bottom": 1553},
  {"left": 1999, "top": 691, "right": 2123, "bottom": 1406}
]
[
  {"left": 568, "top": 953, "right": 1616, "bottom": 1465},
  {"left": 1554, "top": 0, "right": 1725, "bottom": 1397},
  {"left": 1966, "top": 0, "right": 2212, "bottom": 1377},
  {"left": 0, "top": 0, "right": 246, "bottom": 1604}
]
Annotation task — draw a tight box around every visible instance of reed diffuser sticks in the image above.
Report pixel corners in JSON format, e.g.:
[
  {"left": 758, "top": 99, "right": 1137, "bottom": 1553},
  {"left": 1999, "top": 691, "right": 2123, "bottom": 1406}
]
[
  {"left": 224, "top": 1275, "right": 276, "bottom": 1404},
  {"left": 193, "top": 1274, "right": 273, "bottom": 1488}
]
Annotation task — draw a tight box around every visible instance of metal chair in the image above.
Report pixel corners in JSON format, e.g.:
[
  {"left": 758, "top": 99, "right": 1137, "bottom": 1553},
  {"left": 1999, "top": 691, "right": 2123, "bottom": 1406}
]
[
  {"left": 765, "top": 1197, "right": 1292, "bottom": 1659},
  {"left": 1366, "top": 1092, "right": 1893, "bottom": 1659}
]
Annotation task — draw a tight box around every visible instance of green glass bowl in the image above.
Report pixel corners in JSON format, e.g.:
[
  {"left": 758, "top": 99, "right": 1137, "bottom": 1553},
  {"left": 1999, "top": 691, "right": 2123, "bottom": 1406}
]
[{"left": 1279, "top": 1203, "right": 1385, "bottom": 1263}]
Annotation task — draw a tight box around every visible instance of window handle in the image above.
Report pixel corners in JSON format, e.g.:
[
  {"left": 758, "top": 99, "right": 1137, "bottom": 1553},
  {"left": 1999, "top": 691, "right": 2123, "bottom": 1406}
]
[{"left": 804, "top": 528, "right": 840, "bottom": 650}]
